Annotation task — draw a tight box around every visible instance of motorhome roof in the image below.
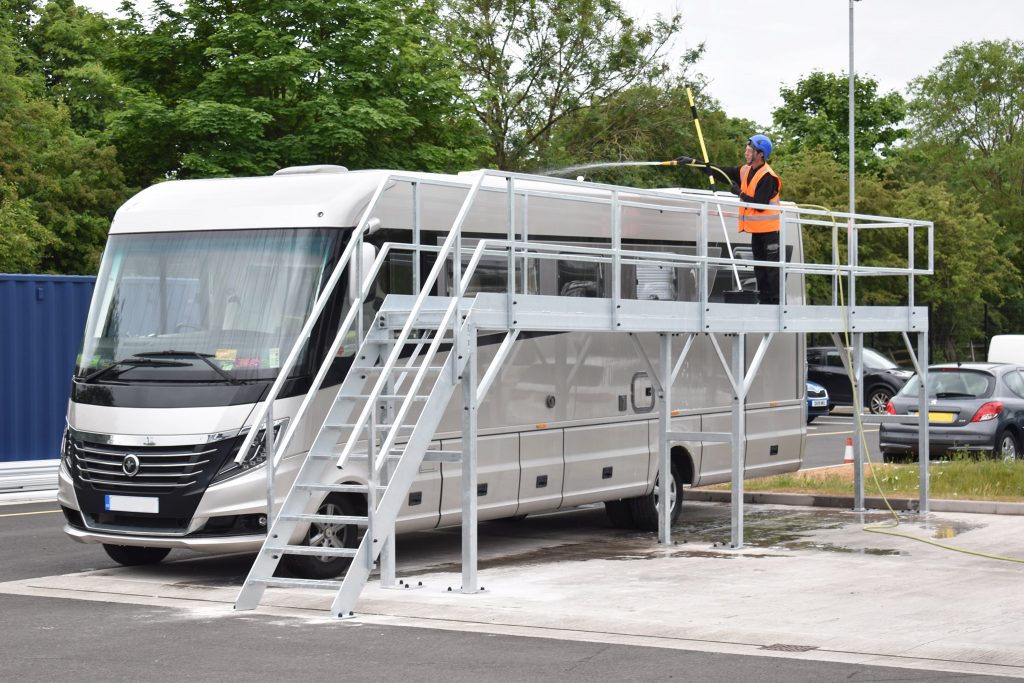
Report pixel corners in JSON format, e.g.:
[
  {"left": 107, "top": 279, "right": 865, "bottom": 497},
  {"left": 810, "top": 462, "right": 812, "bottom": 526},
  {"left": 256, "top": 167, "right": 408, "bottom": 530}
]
[{"left": 109, "top": 168, "right": 751, "bottom": 235}]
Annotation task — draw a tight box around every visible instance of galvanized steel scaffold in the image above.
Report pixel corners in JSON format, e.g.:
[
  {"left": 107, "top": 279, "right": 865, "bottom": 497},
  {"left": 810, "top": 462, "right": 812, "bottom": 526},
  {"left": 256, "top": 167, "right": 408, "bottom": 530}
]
[{"left": 232, "top": 168, "right": 934, "bottom": 618}]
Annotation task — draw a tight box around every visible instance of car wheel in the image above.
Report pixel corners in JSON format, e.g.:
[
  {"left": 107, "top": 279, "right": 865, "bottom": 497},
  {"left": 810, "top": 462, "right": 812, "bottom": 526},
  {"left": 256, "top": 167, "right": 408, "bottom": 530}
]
[
  {"left": 102, "top": 544, "right": 171, "bottom": 566},
  {"left": 282, "top": 494, "right": 363, "bottom": 579},
  {"left": 629, "top": 461, "right": 683, "bottom": 532},
  {"left": 807, "top": 415, "right": 817, "bottom": 424},
  {"left": 996, "top": 429, "right": 1020, "bottom": 461},
  {"left": 867, "top": 386, "right": 893, "bottom": 415}
]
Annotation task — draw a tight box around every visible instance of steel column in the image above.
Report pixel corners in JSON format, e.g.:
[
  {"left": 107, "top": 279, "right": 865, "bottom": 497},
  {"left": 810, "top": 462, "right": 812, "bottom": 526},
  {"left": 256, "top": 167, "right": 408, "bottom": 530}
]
[
  {"left": 730, "top": 334, "right": 746, "bottom": 549},
  {"left": 658, "top": 334, "right": 672, "bottom": 545},
  {"left": 852, "top": 333, "right": 865, "bottom": 511},
  {"left": 918, "top": 331, "right": 930, "bottom": 513},
  {"left": 460, "top": 325, "right": 479, "bottom": 592}
]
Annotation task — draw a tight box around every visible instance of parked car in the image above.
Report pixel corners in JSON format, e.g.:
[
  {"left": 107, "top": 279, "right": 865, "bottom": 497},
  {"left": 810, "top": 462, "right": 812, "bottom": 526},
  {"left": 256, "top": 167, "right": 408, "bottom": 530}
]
[
  {"left": 807, "top": 346, "right": 912, "bottom": 415},
  {"left": 879, "top": 363, "right": 1024, "bottom": 461},
  {"left": 806, "top": 380, "right": 830, "bottom": 424}
]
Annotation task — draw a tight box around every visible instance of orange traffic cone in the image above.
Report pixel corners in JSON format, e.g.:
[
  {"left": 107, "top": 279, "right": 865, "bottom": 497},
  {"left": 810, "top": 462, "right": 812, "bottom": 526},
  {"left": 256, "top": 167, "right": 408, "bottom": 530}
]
[{"left": 843, "top": 437, "right": 854, "bottom": 464}]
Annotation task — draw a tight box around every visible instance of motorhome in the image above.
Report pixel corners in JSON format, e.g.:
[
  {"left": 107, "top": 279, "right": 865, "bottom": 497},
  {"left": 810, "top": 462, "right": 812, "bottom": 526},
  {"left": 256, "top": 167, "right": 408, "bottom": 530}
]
[{"left": 59, "top": 167, "right": 806, "bottom": 577}]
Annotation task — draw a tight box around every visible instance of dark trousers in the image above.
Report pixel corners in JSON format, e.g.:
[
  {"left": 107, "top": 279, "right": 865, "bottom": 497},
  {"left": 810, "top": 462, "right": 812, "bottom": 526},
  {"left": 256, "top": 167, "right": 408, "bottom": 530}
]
[{"left": 751, "top": 231, "right": 781, "bottom": 304}]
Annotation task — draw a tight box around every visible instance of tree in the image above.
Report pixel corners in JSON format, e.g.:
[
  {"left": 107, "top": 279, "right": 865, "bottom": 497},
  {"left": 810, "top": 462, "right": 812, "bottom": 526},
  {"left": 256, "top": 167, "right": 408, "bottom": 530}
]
[
  {"left": 541, "top": 78, "right": 759, "bottom": 188},
  {"left": 778, "top": 148, "right": 1013, "bottom": 360},
  {"left": 906, "top": 40, "right": 1024, "bottom": 236},
  {"left": 445, "top": 0, "right": 680, "bottom": 170},
  {"left": 103, "top": 0, "right": 488, "bottom": 186},
  {"left": 771, "top": 71, "right": 906, "bottom": 174},
  {"left": 0, "top": 21, "right": 128, "bottom": 273}
]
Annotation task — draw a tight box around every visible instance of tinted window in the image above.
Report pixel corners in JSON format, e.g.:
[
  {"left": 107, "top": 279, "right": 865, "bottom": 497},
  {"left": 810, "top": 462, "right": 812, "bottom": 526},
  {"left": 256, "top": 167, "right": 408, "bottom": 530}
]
[
  {"left": 1004, "top": 370, "right": 1024, "bottom": 399},
  {"left": 898, "top": 369, "right": 995, "bottom": 399}
]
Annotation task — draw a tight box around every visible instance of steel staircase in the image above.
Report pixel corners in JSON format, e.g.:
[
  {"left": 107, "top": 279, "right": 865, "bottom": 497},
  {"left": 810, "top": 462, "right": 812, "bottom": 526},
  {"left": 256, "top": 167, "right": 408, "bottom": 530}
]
[{"left": 236, "top": 295, "right": 474, "bottom": 617}]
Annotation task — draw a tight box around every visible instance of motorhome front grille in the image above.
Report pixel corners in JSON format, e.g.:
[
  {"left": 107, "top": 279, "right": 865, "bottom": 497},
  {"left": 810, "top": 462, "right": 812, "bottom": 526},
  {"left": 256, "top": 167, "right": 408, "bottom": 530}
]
[{"left": 71, "top": 440, "right": 227, "bottom": 494}]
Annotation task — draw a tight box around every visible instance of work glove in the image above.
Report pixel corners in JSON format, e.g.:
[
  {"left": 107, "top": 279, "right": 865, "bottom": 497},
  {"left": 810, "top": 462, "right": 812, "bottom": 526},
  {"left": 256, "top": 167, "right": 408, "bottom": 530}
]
[
  {"left": 674, "top": 155, "right": 695, "bottom": 165},
  {"left": 730, "top": 183, "right": 741, "bottom": 195}
]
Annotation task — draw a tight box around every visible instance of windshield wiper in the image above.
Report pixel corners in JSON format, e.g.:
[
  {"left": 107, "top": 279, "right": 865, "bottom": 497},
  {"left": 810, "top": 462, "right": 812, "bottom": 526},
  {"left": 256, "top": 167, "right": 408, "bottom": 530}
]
[
  {"left": 81, "top": 357, "right": 188, "bottom": 384},
  {"left": 934, "top": 391, "right": 976, "bottom": 399},
  {"left": 134, "top": 350, "right": 246, "bottom": 385}
]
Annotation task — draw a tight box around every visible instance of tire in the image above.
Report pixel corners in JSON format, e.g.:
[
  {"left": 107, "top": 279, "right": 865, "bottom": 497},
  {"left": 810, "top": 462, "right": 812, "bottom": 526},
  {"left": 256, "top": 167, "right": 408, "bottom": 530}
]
[
  {"left": 995, "top": 428, "right": 1020, "bottom": 461},
  {"left": 282, "top": 494, "right": 363, "bottom": 580},
  {"left": 866, "top": 386, "right": 894, "bottom": 415},
  {"left": 102, "top": 544, "right": 171, "bottom": 566},
  {"left": 628, "top": 461, "right": 683, "bottom": 532},
  {"left": 604, "top": 499, "right": 636, "bottom": 529}
]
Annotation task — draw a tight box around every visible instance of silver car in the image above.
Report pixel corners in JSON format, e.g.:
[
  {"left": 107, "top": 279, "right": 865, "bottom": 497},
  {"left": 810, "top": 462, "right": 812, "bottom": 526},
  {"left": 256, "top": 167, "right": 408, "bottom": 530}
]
[{"left": 879, "top": 363, "right": 1024, "bottom": 461}]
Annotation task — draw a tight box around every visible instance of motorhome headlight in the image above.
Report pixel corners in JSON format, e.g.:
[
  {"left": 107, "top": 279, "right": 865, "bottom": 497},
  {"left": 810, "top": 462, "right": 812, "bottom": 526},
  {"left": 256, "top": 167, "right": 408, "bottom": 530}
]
[
  {"left": 60, "top": 426, "right": 74, "bottom": 475},
  {"left": 212, "top": 418, "right": 289, "bottom": 485}
]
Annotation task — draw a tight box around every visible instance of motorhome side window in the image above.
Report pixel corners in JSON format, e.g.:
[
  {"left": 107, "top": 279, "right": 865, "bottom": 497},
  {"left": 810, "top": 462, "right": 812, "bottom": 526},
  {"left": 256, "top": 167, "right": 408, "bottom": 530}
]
[
  {"left": 557, "top": 259, "right": 605, "bottom": 297},
  {"left": 708, "top": 244, "right": 755, "bottom": 302},
  {"left": 444, "top": 240, "right": 539, "bottom": 295}
]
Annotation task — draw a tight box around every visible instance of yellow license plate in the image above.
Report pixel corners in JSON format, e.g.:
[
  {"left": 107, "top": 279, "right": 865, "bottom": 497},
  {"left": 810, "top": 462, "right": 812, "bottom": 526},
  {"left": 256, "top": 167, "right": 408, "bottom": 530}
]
[{"left": 911, "top": 411, "right": 955, "bottom": 423}]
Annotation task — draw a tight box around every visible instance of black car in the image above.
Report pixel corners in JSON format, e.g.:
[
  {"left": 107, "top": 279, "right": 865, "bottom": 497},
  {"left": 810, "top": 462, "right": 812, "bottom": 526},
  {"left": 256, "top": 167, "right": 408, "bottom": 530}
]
[
  {"left": 880, "top": 363, "right": 1024, "bottom": 461},
  {"left": 807, "top": 346, "right": 912, "bottom": 415}
]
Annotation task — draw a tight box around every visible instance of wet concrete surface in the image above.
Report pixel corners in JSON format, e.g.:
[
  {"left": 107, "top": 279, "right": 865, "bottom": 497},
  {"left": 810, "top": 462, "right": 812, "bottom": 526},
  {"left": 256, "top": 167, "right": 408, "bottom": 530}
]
[{"left": 2, "top": 500, "right": 1024, "bottom": 679}]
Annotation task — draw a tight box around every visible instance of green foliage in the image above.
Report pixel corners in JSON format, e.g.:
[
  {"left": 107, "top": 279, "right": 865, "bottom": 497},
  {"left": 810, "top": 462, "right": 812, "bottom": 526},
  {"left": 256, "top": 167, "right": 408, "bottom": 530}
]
[
  {"left": 777, "top": 148, "right": 1013, "bottom": 360},
  {"left": 446, "top": 0, "right": 680, "bottom": 170},
  {"left": 728, "top": 460, "right": 1024, "bottom": 503},
  {"left": 0, "top": 19, "right": 128, "bottom": 273},
  {"left": 906, "top": 40, "right": 1024, "bottom": 241},
  {"left": 104, "top": 0, "right": 488, "bottom": 186},
  {"left": 543, "top": 81, "right": 760, "bottom": 188},
  {"left": 772, "top": 71, "right": 906, "bottom": 173}
]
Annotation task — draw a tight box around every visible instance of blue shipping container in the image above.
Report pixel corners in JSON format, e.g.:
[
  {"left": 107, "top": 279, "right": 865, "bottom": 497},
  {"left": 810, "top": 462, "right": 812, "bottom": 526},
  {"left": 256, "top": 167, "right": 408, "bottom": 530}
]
[{"left": 0, "top": 274, "right": 95, "bottom": 462}]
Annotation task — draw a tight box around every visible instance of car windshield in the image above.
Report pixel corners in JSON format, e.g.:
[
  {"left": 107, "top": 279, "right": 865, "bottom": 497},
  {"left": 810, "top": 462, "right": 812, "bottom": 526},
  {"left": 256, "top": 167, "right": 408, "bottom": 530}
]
[
  {"left": 896, "top": 369, "right": 995, "bottom": 399},
  {"left": 862, "top": 348, "right": 897, "bottom": 370},
  {"left": 76, "top": 228, "right": 343, "bottom": 383}
]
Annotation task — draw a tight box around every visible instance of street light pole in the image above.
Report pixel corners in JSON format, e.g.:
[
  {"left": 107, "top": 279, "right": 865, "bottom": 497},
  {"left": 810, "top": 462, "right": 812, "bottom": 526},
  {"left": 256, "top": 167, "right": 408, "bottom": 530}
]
[{"left": 849, "top": 0, "right": 859, "bottom": 218}]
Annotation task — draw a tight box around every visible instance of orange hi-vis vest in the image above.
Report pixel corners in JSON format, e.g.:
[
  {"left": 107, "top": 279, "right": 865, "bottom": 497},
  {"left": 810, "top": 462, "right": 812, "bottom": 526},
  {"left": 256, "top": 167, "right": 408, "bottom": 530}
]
[{"left": 738, "top": 163, "right": 781, "bottom": 233}]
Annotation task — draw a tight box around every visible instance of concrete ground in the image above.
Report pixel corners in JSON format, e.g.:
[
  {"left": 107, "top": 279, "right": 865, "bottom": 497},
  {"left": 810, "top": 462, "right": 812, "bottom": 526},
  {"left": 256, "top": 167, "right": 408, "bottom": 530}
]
[{"left": 2, "top": 500, "right": 1023, "bottom": 679}]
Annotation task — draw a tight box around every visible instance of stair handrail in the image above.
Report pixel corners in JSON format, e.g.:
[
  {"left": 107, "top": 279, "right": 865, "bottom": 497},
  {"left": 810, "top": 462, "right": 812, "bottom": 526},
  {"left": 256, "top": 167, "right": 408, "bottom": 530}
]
[
  {"left": 232, "top": 175, "right": 393, "bottom": 465},
  {"left": 335, "top": 171, "right": 488, "bottom": 467}
]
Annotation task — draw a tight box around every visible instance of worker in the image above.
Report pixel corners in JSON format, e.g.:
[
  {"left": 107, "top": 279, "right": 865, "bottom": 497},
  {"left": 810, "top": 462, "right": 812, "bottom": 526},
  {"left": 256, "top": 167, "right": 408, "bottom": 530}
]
[{"left": 676, "top": 135, "right": 782, "bottom": 304}]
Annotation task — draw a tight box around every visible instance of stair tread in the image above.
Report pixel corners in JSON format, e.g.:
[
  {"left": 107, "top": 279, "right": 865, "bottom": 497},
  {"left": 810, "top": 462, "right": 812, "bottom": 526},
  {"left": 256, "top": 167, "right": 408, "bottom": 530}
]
[
  {"left": 256, "top": 577, "right": 344, "bottom": 590},
  {"left": 267, "top": 544, "right": 359, "bottom": 558},
  {"left": 279, "top": 513, "right": 368, "bottom": 525}
]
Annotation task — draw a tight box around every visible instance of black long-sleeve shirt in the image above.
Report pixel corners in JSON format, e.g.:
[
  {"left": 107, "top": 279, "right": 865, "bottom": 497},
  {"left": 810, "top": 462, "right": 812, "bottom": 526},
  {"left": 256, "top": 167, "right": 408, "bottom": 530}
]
[{"left": 703, "top": 162, "right": 779, "bottom": 205}]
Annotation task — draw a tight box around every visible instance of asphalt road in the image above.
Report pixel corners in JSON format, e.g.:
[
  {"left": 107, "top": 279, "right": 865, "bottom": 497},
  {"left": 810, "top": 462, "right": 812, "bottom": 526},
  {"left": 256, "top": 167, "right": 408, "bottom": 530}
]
[
  {"left": 0, "top": 499, "right": 1007, "bottom": 682},
  {"left": 802, "top": 412, "right": 882, "bottom": 469}
]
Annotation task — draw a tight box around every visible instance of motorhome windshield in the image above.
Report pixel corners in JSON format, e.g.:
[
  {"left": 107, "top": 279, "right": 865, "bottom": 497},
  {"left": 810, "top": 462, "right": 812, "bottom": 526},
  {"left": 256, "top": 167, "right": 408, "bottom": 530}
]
[{"left": 76, "top": 228, "right": 341, "bottom": 383}]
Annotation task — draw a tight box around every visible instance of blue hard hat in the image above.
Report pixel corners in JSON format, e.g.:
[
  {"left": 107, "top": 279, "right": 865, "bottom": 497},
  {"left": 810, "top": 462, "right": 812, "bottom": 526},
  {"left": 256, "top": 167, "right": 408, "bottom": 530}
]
[{"left": 748, "top": 134, "right": 773, "bottom": 159}]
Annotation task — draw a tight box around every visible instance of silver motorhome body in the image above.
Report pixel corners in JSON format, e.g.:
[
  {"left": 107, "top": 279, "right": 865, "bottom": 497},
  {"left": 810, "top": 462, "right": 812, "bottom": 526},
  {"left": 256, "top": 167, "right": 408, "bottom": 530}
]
[{"left": 60, "top": 168, "right": 806, "bottom": 554}]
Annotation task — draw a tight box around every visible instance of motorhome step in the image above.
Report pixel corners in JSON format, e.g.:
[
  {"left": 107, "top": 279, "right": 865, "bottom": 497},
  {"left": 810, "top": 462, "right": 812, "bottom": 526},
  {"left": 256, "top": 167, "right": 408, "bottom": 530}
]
[
  {"left": 255, "top": 577, "right": 344, "bottom": 591},
  {"left": 267, "top": 544, "right": 360, "bottom": 558},
  {"left": 278, "top": 513, "right": 369, "bottom": 526},
  {"left": 297, "top": 483, "right": 386, "bottom": 495}
]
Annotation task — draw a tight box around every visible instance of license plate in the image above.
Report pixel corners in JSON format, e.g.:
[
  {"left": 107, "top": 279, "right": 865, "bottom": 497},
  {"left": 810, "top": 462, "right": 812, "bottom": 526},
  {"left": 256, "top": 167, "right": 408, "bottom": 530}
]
[
  {"left": 811, "top": 399, "right": 827, "bottom": 407},
  {"left": 104, "top": 495, "right": 159, "bottom": 514},
  {"left": 911, "top": 411, "right": 955, "bottom": 423}
]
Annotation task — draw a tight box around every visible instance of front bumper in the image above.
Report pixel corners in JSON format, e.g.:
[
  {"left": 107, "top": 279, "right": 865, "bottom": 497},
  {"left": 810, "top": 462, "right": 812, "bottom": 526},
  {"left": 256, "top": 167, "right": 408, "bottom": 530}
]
[{"left": 62, "top": 523, "right": 265, "bottom": 553}]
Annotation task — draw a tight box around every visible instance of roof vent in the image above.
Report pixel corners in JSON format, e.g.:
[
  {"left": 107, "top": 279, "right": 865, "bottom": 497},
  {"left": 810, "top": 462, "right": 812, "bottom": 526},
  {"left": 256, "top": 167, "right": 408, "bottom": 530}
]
[{"left": 274, "top": 165, "right": 348, "bottom": 176}]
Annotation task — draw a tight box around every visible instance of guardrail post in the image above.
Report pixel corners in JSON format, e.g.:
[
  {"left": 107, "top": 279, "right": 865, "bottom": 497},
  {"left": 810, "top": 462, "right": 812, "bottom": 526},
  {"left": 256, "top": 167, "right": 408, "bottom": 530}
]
[
  {"left": 658, "top": 333, "right": 672, "bottom": 545},
  {"left": 611, "top": 189, "right": 621, "bottom": 330}
]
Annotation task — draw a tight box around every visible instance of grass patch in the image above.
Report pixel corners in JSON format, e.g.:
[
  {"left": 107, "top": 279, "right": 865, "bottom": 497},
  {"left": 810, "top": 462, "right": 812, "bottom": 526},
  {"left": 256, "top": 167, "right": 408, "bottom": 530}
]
[{"left": 704, "top": 459, "right": 1024, "bottom": 502}]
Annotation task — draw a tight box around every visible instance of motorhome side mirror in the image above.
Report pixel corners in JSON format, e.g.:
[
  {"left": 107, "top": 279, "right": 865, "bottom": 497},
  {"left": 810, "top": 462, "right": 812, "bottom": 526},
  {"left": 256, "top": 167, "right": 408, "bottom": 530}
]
[{"left": 347, "top": 242, "right": 378, "bottom": 306}]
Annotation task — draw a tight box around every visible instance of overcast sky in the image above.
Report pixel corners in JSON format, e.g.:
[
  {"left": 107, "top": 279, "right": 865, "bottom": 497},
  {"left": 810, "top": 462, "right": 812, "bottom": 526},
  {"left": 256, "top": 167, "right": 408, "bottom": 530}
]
[{"left": 78, "top": 0, "right": 1024, "bottom": 127}]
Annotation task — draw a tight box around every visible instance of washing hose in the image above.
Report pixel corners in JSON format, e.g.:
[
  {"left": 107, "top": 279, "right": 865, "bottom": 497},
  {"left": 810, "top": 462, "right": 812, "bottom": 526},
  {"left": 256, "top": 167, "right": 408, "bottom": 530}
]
[{"left": 804, "top": 202, "right": 1024, "bottom": 564}]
